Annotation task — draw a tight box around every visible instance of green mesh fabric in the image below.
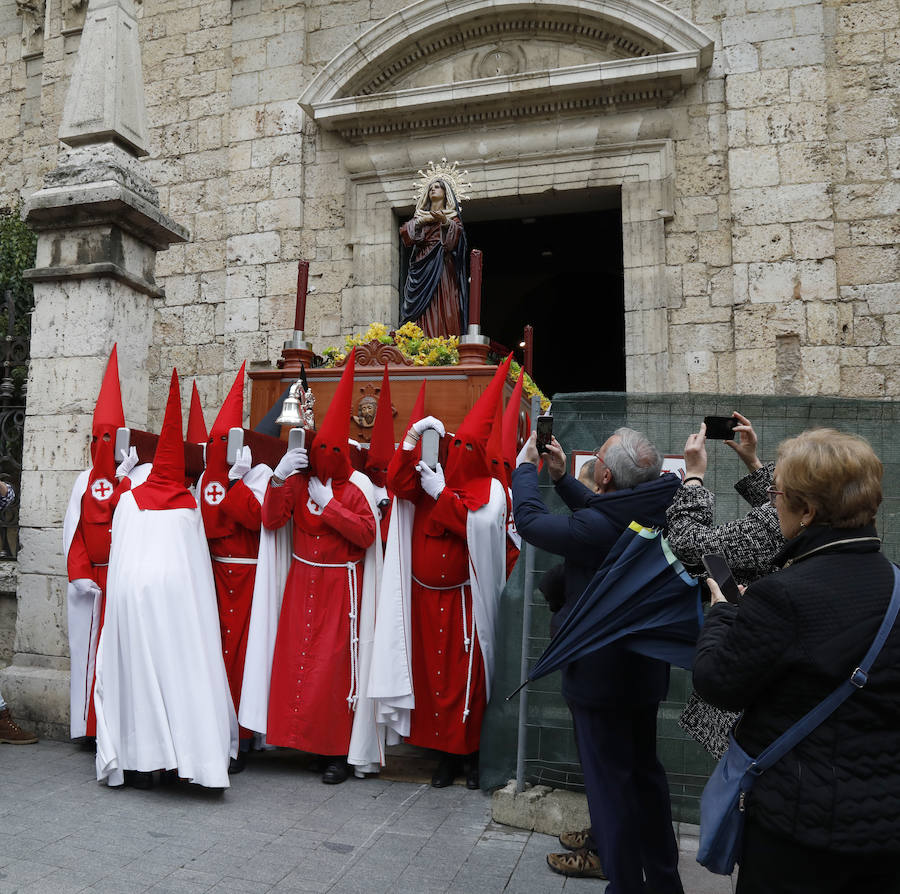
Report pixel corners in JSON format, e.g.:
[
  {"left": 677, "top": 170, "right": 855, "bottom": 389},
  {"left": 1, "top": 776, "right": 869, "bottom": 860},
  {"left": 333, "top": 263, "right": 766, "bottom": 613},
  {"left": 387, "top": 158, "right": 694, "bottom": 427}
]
[{"left": 480, "top": 392, "right": 900, "bottom": 822}]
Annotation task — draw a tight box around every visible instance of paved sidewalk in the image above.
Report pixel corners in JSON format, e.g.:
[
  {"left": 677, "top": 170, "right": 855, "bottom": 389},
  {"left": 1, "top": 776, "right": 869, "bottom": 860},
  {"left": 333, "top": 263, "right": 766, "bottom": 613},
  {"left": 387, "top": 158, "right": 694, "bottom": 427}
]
[{"left": 0, "top": 742, "right": 732, "bottom": 893}]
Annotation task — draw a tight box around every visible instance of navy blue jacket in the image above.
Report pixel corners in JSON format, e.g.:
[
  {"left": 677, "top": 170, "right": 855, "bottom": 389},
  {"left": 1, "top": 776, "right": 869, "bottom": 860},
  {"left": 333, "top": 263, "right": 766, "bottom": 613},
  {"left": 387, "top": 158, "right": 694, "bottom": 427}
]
[{"left": 512, "top": 465, "right": 681, "bottom": 706}]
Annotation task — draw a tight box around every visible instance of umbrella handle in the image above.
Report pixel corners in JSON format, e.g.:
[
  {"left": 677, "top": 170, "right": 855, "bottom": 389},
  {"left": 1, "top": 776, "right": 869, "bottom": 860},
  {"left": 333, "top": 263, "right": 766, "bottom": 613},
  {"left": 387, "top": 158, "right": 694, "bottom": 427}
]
[{"left": 506, "top": 679, "right": 530, "bottom": 701}]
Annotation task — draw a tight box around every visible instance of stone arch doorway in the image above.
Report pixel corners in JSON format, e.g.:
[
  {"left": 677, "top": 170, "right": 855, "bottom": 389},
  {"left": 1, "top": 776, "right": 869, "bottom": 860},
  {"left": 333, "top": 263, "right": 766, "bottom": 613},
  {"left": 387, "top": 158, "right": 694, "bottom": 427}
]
[{"left": 300, "top": 0, "right": 713, "bottom": 392}]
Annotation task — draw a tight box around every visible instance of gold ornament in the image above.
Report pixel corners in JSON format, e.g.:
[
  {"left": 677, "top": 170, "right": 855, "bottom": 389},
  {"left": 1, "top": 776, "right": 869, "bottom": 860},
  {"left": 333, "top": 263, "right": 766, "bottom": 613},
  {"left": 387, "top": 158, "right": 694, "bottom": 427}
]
[{"left": 412, "top": 158, "right": 472, "bottom": 208}]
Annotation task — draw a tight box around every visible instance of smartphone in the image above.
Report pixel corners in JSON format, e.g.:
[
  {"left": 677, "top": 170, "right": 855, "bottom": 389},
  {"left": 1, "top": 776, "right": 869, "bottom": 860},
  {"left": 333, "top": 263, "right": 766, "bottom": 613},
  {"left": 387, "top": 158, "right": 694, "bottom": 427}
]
[
  {"left": 703, "top": 415, "right": 738, "bottom": 440},
  {"left": 114, "top": 427, "right": 131, "bottom": 463},
  {"left": 421, "top": 427, "right": 440, "bottom": 471},
  {"left": 226, "top": 427, "right": 244, "bottom": 465},
  {"left": 288, "top": 427, "right": 306, "bottom": 451},
  {"left": 701, "top": 553, "right": 742, "bottom": 604},
  {"left": 536, "top": 414, "right": 553, "bottom": 454}
]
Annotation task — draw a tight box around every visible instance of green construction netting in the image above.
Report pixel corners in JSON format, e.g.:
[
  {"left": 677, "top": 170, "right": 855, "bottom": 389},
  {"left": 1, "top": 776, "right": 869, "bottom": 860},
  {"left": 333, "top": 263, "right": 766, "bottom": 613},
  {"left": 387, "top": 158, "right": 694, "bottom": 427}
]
[{"left": 481, "top": 392, "right": 900, "bottom": 823}]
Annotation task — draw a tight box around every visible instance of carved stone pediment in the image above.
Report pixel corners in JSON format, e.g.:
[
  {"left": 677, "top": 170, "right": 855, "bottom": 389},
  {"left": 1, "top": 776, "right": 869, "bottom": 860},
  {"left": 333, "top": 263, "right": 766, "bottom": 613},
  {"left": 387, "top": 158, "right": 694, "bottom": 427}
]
[{"left": 300, "top": 0, "right": 713, "bottom": 139}]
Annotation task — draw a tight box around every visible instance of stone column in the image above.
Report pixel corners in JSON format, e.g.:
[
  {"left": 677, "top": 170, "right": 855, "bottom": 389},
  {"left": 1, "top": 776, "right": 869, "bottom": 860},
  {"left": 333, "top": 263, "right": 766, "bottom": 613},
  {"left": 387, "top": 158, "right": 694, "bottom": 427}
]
[{"left": 0, "top": 0, "right": 187, "bottom": 738}]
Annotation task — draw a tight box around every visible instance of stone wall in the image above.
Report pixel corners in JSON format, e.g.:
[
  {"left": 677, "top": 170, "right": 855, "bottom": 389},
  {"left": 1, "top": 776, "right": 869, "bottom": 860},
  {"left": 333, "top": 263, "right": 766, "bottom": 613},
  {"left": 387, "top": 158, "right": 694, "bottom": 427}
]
[{"left": 0, "top": 0, "right": 897, "bottom": 425}]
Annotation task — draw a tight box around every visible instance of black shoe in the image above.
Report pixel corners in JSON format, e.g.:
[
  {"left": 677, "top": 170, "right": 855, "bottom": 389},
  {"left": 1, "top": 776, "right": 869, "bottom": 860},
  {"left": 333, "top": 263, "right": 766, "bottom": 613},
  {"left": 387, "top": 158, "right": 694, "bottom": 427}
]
[
  {"left": 322, "top": 759, "right": 350, "bottom": 785},
  {"left": 465, "top": 751, "right": 480, "bottom": 790},
  {"left": 124, "top": 770, "right": 154, "bottom": 790},
  {"left": 228, "top": 753, "right": 246, "bottom": 775},
  {"left": 431, "top": 753, "right": 461, "bottom": 788}
]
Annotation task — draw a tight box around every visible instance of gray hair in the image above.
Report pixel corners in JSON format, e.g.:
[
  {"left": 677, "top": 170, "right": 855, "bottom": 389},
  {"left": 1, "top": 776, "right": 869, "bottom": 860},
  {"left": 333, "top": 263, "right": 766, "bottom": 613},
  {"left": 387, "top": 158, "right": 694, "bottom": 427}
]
[{"left": 602, "top": 427, "right": 663, "bottom": 490}]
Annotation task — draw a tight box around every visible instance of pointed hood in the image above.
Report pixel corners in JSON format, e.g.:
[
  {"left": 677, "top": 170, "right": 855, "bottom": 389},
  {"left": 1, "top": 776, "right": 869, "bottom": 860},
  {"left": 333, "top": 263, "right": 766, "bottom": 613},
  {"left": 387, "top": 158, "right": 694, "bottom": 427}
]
[
  {"left": 84, "top": 345, "right": 126, "bottom": 522},
  {"left": 210, "top": 362, "right": 245, "bottom": 438},
  {"left": 310, "top": 348, "right": 355, "bottom": 482},
  {"left": 502, "top": 367, "right": 526, "bottom": 471},
  {"left": 186, "top": 381, "right": 208, "bottom": 444},
  {"left": 201, "top": 363, "right": 246, "bottom": 537},
  {"left": 444, "top": 354, "right": 512, "bottom": 507},
  {"left": 132, "top": 369, "right": 195, "bottom": 511},
  {"left": 486, "top": 393, "right": 507, "bottom": 487},
  {"left": 365, "top": 364, "right": 395, "bottom": 488},
  {"left": 406, "top": 380, "right": 427, "bottom": 433}
]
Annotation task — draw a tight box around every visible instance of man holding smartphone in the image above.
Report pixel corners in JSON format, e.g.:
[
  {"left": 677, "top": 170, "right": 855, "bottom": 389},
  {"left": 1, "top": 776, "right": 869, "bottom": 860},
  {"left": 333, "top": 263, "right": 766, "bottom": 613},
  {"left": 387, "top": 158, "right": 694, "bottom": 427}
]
[{"left": 512, "top": 428, "right": 683, "bottom": 894}]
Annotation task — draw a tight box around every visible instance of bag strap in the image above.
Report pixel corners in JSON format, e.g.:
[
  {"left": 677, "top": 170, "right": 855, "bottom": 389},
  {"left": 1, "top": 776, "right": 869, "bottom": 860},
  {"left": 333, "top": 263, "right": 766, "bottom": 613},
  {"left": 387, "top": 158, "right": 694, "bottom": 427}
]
[{"left": 751, "top": 565, "right": 900, "bottom": 775}]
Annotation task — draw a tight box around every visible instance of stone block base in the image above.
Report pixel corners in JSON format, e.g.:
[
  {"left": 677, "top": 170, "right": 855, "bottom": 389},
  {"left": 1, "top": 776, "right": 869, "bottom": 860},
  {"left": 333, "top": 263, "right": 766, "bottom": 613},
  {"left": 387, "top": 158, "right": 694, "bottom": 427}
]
[
  {"left": 0, "top": 662, "right": 70, "bottom": 742},
  {"left": 491, "top": 781, "right": 590, "bottom": 837}
]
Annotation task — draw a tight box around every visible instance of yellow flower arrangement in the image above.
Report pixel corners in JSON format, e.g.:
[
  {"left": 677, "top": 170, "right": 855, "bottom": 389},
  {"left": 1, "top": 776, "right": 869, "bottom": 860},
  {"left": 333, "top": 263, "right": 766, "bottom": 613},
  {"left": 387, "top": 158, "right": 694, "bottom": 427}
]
[{"left": 319, "top": 323, "right": 549, "bottom": 409}]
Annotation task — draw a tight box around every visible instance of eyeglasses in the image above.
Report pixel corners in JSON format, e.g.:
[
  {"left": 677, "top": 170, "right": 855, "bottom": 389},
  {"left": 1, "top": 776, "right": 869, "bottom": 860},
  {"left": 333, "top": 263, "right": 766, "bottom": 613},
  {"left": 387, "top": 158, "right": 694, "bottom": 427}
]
[{"left": 766, "top": 486, "right": 784, "bottom": 506}]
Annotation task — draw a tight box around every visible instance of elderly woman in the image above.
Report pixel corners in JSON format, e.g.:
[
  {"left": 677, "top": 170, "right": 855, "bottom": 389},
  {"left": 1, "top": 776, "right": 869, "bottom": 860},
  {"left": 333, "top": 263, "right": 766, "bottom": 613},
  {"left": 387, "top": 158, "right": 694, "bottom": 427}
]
[{"left": 693, "top": 429, "right": 900, "bottom": 893}]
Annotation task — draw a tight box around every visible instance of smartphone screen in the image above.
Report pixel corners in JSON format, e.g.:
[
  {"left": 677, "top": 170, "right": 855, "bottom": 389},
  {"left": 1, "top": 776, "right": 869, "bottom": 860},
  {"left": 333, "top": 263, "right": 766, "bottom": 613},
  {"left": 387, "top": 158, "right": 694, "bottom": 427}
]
[
  {"left": 421, "top": 427, "right": 440, "bottom": 470},
  {"left": 114, "top": 427, "right": 131, "bottom": 463},
  {"left": 536, "top": 415, "right": 553, "bottom": 453},
  {"left": 226, "top": 427, "right": 244, "bottom": 465},
  {"left": 288, "top": 427, "right": 306, "bottom": 451},
  {"left": 701, "top": 553, "right": 742, "bottom": 604},
  {"left": 703, "top": 416, "right": 738, "bottom": 440}
]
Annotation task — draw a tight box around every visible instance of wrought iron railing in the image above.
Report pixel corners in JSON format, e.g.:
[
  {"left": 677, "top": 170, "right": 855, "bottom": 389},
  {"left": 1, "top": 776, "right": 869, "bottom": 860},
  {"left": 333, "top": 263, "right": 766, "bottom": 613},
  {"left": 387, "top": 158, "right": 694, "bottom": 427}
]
[{"left": 0, "top": 289, "right": 30, "bottom": 558}]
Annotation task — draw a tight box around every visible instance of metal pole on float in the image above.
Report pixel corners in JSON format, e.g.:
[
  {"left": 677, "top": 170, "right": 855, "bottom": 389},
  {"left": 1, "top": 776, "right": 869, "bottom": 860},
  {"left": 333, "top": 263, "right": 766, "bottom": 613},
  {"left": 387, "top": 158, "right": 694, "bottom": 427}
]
[{"left": 515, "top": 392, "right": 543, "bottom": 794}]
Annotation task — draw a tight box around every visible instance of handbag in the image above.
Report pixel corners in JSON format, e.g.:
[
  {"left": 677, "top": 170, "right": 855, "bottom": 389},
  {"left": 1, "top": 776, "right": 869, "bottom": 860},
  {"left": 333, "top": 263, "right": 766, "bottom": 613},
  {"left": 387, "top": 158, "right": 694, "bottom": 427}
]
[{"left": 697, "top": 565, "right": 900, "bottom": 876}]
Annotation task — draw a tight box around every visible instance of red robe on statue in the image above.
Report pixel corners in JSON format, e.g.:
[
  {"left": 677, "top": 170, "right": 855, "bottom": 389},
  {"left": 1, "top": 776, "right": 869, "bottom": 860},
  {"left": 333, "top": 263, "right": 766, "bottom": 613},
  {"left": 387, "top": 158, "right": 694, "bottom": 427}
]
[
  {"left": 387, "top": 448, "right": 486, "bottom": 755},
  {"left": 262, "top": 474, "right": 376, "bottom": 755}
]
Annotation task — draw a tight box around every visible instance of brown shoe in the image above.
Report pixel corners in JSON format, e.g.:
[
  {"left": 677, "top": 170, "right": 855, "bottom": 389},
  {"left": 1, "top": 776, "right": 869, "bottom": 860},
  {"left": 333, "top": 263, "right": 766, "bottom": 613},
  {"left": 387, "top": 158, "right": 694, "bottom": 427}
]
[
  {"left": 546, "top": 847, "right": 607, "bottom": 879},
  {"left": 558, "top": 827, "right": 592, "bottom": 851},
  {"left": 0, "top": 707, "right": 38, "bottom": 744}
]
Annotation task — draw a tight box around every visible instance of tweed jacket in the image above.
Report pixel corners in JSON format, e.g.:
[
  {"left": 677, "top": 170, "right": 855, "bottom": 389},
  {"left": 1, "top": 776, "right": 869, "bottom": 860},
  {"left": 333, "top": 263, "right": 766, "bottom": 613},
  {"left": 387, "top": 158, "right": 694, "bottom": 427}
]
[{"left": 665, "top": 463, "right": 784, "bottom": 587}]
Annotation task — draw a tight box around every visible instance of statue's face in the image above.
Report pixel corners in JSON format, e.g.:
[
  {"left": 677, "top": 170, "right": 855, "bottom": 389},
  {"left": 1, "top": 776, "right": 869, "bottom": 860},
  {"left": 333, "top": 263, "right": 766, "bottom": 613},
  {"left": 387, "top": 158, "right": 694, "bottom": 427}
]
[
  {"left": 428, "top": 181, "right": 446, "bottom": 207},
  {"left": 359, "top": 397, "right": 377, "bottom": 425}
]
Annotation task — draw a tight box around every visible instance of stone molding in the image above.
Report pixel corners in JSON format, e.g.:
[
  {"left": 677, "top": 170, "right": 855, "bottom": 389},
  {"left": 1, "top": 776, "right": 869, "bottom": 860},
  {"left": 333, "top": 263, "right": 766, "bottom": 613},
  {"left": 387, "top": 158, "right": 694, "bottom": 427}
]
[{"left": 299, "top": 0, "right": 713, "bottom": 136}]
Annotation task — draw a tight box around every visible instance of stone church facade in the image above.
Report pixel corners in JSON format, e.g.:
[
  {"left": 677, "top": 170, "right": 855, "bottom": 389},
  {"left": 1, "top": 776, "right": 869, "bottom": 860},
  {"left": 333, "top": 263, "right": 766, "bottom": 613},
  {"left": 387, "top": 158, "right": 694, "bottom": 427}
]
[{"left": 0, "top": 0, "right": 897, "bottom": 417}]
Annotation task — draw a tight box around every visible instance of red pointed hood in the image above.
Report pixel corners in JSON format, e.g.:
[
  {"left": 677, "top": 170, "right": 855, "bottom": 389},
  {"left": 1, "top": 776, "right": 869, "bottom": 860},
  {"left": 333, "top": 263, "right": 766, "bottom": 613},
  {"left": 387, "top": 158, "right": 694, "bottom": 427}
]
[
  {"left": 444, "top": 354, "right": 512, "bottom": 506},
  {"left": 406, "top": 380, "right": 426, "bottom": 433},
  {"left": 502, "top": 368, "right": 526, "bottom": 470},
  {"left": 310, "top": 348, "right": 355, "bottom": 482},
  {"left": 186, "top": 381, "right": 208, "bottom": 444},
  {"left": 132, "top": 369, "right": 195, "bottom": 511},
  {"left": 210, "top": 362, "right": 245, "bottom": 439},
  {"left": 486, "top": 394, "right": 507, "bottom": 487},
  {"left": 86, "top": 345, "right": 125, "bottom": 504},
  {"left": 365, "top": 365, "right": 395, "bottom": 488}
]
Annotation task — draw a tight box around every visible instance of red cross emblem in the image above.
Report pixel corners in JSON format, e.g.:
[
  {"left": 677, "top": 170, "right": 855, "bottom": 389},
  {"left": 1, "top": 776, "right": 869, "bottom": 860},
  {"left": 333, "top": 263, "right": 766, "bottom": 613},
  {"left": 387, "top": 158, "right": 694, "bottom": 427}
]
[
  {"left": 204, "top": 481, "right": 226, "bottom": 505},
  {"left": 90, "top": 478, "right": 114, "bottom": 501}
]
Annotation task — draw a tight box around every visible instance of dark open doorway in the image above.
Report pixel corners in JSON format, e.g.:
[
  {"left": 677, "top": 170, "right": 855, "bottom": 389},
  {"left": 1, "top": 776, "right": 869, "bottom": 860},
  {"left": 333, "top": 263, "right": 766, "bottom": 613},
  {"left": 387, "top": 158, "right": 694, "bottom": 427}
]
[{"left": 463, "top": 192, "right": 624, "bottom": 399}]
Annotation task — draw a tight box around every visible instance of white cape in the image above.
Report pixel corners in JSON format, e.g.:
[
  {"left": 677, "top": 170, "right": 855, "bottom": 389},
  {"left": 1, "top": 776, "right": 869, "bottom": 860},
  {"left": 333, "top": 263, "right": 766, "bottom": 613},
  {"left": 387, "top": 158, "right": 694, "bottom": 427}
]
[
  {"left": 94, "top": 490, "right": 238, "bottom": 788},
  {"left": 238, "top": 470, "right": 386, "bottom": 771},
  {"left": 62, "top": 463, "right": 151, "bottom": 739},
  {"left": 369, "top": 477, "right": 507, "bottom": 741}
]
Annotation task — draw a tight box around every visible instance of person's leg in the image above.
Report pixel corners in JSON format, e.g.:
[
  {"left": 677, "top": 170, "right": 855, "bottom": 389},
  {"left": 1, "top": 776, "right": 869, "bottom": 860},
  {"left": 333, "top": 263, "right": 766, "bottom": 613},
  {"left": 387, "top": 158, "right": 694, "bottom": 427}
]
[
  {"left": 569, "top": 702, "right": 645, "bottom": 894},
  {"left": 737, "top": 820, "right": 849, "bottom": 894},
  {"left": 631, "top": 702, "right": 682, "bottom": 894}
]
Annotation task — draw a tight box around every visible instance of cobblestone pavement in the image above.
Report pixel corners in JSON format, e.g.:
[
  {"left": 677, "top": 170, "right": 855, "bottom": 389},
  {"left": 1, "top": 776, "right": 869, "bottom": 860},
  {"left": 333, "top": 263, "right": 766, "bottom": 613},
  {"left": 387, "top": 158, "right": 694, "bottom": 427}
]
[{"left": 0, "top": 742, "right": 732, "bottom": 893}]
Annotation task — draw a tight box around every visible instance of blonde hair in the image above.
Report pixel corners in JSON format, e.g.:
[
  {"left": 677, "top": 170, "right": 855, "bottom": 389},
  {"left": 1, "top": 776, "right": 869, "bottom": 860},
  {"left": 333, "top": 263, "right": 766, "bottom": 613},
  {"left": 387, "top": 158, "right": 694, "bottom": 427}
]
[{"left": 776, "top": 428, "right": 882, "bottom": 529}]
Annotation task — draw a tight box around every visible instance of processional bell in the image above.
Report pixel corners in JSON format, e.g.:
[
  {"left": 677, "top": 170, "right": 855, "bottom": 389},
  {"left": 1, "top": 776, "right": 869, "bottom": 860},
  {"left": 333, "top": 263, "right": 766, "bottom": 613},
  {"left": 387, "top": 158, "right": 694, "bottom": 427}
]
[{"left": 275, "top": 380, "right": 304, "bottom": 427}]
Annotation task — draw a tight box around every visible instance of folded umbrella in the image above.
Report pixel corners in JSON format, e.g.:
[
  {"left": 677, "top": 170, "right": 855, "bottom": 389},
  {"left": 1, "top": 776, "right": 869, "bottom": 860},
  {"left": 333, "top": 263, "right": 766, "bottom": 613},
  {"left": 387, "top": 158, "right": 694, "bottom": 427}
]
[{"left": 508, "top": 522, "right": 703, "bottom": 698}]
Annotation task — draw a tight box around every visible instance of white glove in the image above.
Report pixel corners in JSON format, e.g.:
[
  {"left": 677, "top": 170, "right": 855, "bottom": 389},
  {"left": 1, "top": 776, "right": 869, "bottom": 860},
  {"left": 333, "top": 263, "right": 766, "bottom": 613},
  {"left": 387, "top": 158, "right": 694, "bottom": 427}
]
[
  {"left": 229, "top": 445, "right": 252, "bottom": 481},
  {"left": 274, "top": 447, "right": 308, "bottom": 479},
  {"left": 417, "top": 461, "right": 445, "bottom": 501},
  {"left": 516, "top": 433, "right": 539, "bottom": 468},
  {"left": 308, "top": 476, "right": 333, "bottom": 510},
  {"left": 71, "top": 578, "right": 102, "bottom": 600},
  {"left": 116, "top": 446, "right": 138, "bottom": 479},
  {"left": 411, "top": 416, "right": 446, "bottom": 438}
]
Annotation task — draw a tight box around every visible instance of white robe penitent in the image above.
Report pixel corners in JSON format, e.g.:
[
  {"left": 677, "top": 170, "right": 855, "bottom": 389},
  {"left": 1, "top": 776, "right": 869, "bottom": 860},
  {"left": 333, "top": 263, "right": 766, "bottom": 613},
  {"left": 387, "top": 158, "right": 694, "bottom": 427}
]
[{"left": 94, "top": 491, "right": 238, "bottom": 788}]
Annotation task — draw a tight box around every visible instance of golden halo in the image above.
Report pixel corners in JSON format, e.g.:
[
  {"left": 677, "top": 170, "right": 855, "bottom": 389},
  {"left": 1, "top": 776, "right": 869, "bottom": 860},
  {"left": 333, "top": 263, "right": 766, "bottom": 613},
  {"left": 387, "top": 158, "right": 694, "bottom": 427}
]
[{"left": 412, "top": 158, "right": 472, "bottom": 208}]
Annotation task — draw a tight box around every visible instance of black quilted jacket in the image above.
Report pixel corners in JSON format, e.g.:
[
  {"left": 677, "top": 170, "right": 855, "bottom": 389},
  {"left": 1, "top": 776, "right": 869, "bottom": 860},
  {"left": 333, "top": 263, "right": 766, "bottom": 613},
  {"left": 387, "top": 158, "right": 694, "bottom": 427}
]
[{"left": 693, "top": 524, "right": 900, "bottom": 854}]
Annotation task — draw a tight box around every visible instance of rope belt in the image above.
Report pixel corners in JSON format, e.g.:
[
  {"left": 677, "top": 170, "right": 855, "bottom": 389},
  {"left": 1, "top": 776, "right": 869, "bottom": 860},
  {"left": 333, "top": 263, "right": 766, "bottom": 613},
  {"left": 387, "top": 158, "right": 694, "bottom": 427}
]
[
  {"left": 412, "top": 575, "right": 477, "bottom": 724},
  {"left": 211, "top": 555, "right": 258, "bottom": 565},
  {"left": 292, "top": 553, "right": 361, "bottom": 710},
  {"left": 92, "top": 563, "right": 109, "bottom": 568}
]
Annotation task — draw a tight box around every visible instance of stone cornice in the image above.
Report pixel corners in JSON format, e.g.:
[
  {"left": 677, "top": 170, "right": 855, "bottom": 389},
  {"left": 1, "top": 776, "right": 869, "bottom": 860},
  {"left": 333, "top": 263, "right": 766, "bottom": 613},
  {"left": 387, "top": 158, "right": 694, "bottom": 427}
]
[{"left": 299, "top": 0, "right": 713, "bottom": 138}]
